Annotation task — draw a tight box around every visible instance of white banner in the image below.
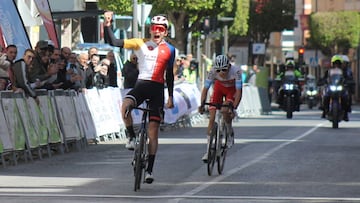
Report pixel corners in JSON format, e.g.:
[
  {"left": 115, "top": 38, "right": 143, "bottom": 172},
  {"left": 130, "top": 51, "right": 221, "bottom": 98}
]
[
  {"left": 74, "top": 93, "right": 97, "bottom": 141},
  {"left": 0, "top": 96, "right": 13, "bottom": 151},
  {"left": 1, "top": 93, "right": 27, "bottom": 150},
  {"left": 16, "top": 96, "right": 39, "bottom": 149},
  {"left": 37, "top": 93, "right": 63, "bottom": 144},
  {"left": 84, "top": 89, "right": 122, "bottom": 136},
  {"left": 54, "top": 91, "right": 81, "bottom": 141}
]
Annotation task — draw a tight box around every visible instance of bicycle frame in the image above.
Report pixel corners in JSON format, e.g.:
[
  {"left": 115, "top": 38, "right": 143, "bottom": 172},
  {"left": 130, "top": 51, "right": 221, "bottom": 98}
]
[
  {"left": 205, "top": 102, "right": 231, "bottom": 176},
  {"left": 130, "top": 102, "right": 152, "bottom": 191}
]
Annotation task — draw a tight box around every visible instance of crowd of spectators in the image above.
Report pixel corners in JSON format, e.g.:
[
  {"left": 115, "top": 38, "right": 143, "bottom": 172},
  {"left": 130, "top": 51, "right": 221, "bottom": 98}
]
[{"left": 0, "top": 40, "right": 120, "bottom": 100}]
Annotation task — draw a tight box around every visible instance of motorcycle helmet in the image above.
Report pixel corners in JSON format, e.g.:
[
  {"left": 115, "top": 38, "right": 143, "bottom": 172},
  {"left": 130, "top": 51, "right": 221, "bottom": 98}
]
[
  {"left": 214, "top": 55, "right": 230, "bottom": 70},
  {"left": 341, "top": 55, "right": 350, "bottom": 63},
  {"left": 151, "top": 15, "right": 169, "bottom": 28},
  {"left": 285, "top": 60, "right": 295, "bottom": 68},
  {"left": 331, "top": 55, "right": 343, "bottom": 65}
]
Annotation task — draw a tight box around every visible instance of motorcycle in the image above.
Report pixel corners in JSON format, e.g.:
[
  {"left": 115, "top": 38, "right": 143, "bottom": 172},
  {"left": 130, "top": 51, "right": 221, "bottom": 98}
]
[
  {"left": 303, "top": 77, "right": 319, "bottom": 109},
  {"left": 325, "top": 71, "right": 346, "bottom": 128},
  {"left": 277, "top": 71, "right": 301, "bottom": 119}
]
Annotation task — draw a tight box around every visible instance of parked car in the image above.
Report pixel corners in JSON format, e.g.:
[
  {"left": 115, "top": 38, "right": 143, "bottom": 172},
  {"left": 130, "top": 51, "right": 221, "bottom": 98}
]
[{"left": 72, "top": 43, "right": 124, "bottom": 88}]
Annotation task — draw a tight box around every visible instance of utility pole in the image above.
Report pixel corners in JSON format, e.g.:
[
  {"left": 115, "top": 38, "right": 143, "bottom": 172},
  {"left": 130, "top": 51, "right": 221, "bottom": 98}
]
[{"left": 132, "top": 0, "right": 138, "bottom": 38}]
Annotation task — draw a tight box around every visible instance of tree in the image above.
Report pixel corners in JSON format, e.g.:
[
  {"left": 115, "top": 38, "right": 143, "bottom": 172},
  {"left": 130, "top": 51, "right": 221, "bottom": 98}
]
[
  {"left": 98, "top": 0, "right": 249, "bottom": 54},
  {"left": 248, "top": 0, "right": 295, "bottom": 65},
  {"left": 309, "top": 11, "right": 360, "bottom": 56}
]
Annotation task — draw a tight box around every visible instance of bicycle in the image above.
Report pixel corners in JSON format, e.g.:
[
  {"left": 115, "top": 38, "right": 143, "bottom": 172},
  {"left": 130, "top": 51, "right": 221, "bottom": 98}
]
[
  {"left": 204, "top": 102, "right": 234, "bottom": 176},
  {"left": 125, "top": 100, "right": 152, "bottom": 191}
]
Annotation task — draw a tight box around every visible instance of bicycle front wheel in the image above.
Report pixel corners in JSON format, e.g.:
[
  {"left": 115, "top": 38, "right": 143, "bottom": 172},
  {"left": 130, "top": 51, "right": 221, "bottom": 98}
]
[
  {"left": 217, "top": 123, "right": 228, "bottom": 174},
  {"left": 134, "top": 132, "right": 145, "bottom": 191},
  {"left": 207, "top": 122, "right": 218, "bottom": 176}
]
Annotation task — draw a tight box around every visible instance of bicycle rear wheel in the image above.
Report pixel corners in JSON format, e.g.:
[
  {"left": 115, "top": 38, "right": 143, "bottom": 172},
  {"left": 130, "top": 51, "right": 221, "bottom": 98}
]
[
  {"left": 134, "top": 132, "right": 145, "bottom": 191},
  {"left": 207, "top": 122, "right": 218, "bottom": 176},
  {"left": 217, "top": 123, "right": 228, "bottom": 174}
]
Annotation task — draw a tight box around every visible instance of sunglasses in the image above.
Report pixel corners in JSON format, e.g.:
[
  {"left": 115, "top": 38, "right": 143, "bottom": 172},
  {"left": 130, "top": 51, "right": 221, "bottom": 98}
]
[
  {"left": 216, "top": 69, "right": 228, "bottom": 72},
  {"left": 102, "top": 63, "right": 110, "bottom": 67},
  {"left": 150, "top": 25, "right": 167, "bottom": 33}
]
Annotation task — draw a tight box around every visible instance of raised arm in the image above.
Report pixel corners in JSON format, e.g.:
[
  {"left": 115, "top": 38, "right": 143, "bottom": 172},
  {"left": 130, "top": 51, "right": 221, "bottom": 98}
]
[{"left": 103, "top": 11, "right": 124, "bottom": 47}]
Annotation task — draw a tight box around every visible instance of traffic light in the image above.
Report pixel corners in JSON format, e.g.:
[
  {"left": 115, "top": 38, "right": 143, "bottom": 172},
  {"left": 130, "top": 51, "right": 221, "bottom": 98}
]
[{"left": 298, "top": 47, "right": 305, "bottom": 65}]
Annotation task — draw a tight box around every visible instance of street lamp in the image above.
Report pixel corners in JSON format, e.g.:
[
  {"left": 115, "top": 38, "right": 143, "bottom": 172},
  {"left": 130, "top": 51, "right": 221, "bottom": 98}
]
[{"left": 218, "top": 17, "right": 234, "bottom": 55}]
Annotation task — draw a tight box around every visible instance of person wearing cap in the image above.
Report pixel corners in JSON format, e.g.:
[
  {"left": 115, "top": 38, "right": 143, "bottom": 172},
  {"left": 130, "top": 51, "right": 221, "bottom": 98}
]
[
  {"left": 28, "top": 40, "right": 58, "bottom": 85},
  {"left": 104, "top": 11, "right": 175, "bottom": 184}
]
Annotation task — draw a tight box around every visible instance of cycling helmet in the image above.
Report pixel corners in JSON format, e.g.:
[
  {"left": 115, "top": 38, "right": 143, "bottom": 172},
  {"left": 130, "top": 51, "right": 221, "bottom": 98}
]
[
  {"left": 214, "top": 55, "right": 230, "bottom": 69},
  {"left": 331, "top": 55, "right": 343, "bottom": 64},
  {"left": 151, "top": 15, "right": 169, "bottom": 28},
  {"left": 285, "top": 60, "right": 295, "bottom": 67},
  {"left": 341, "top": 55, "right": 349, "bottom": 63}
]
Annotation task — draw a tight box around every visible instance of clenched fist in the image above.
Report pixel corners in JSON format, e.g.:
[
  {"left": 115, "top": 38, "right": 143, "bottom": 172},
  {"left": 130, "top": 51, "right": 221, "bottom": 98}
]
[{"left": 104, "top": 11, "right": 113, "bottom": 27}]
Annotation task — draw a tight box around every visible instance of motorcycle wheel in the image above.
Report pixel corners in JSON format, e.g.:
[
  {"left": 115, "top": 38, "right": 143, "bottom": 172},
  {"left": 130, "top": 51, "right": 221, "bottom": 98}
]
[
  {"left": 286, "top": 97, "right": 293, "bottom": 119},
  {"left": 331, "top": 101, "right": 339, "bottom": 129}
]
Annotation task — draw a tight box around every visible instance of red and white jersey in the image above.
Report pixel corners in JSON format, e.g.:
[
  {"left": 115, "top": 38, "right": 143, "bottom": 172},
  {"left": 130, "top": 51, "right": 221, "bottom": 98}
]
[
  {"left": 124, "top": 38, "right": 175, "bottom": 84},
  {"left": 205, "top": 65, "right": 243, "bottom": 89}
]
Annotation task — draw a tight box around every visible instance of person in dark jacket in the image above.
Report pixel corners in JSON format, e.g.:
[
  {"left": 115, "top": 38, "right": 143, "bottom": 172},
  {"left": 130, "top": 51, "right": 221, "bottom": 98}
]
[{"left": 122, "top": 53, "right": 139, "bottom": 88}]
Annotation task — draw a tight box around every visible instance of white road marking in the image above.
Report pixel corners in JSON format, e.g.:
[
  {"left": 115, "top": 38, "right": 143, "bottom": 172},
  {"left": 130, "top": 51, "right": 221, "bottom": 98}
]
[{"left": 178, "top": 123, "right": 325, "bottom": 199}]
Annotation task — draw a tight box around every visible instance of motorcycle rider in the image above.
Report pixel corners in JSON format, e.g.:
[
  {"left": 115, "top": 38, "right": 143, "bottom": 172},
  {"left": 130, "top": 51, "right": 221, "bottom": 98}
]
[
  {"left": 319, "top": 55, "right": 350, "bottom": 121},
  {"left": 302, "top": 74, "right": 319, "bottom": 106},
  {"left": 276, "top": 60, "right": 303, "bottom": 111},
  {"left": 340, "top": 55, "right": 354, "bottom": 113}
]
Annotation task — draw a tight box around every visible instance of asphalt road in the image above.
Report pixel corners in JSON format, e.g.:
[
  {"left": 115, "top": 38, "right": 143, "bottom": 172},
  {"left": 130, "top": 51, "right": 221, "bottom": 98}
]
[{"left": 1, "top": 105, "right": 360, "bottom": 203}]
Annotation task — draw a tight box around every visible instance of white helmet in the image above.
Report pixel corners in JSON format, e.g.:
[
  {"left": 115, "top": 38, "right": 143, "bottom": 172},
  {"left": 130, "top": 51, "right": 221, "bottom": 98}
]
[
  {"left": 151, "top": 15, "right": 169, "bottom": 28},
  {"left": 285, "top": 52, "right": 294, "bottom": 60},
  {"left": 341, "top": 55, "right": 349, "bottom": 63},
  {"left": 214, "top": 55, "right": 230, "bottom": 69}
]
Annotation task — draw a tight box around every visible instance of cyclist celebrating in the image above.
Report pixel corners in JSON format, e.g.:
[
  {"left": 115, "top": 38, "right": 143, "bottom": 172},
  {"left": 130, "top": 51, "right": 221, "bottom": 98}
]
[
  {"left": 104, "top": 11, "right": 175, "bottom": 183},
  {"left": 198, "top": 55, "right": 243, "bottom": 162}
]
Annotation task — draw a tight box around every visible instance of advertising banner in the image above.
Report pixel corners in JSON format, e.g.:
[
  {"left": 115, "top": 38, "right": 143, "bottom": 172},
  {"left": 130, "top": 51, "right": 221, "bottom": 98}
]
[{"left": 0, "top": 1, "right": 31, "bottom": 60}]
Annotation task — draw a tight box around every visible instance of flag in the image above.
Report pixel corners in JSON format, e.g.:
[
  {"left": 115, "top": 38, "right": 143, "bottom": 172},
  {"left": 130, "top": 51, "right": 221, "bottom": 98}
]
[
  {"left": 33, "top": 0, "right": 59, "bottom": 48},
  {"left": 0, "top": 1, "right": 32, "bottom": 60}
]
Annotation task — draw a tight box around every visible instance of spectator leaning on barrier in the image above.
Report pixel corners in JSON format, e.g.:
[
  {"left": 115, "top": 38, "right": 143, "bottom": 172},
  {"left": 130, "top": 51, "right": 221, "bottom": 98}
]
[
  {"left": 75, "top": 52, "right": 93, "bottom": 91},
  {"left": 65, "top": 52, "right": 82, "bottom": 90},
  {"left": 28, "top": 40, "right": 58, "bottom": 86},
  {"left": 60, "top": 46, "right": 72, "bottom": 61},
  {"left": 50, "top": 47, "right": 61, "bottom": 62},
  {"left": 89, "top": 53, "right": 100, "bottom": 71},
  {"left": 122, "top": 53, "right": 139, "bottom": 89},
  {"left": 106, "top": 51, "right": 118, "bottom": 87},
  {"left": 12, "top": 49, "right": 42, "bottom": 101},
  {"left": 104, "top": 11, "right": 175, "bottom": 184},
  {"left": 88, "top": 47, "right": 98, "bottom": 61},
  {"left": 6, "top": 45, "right": 18, "bottom": 91},
  {"left": 0, "top": 53, "right": 11, "bottom": 90},
  {"left": 93, "top": 58, "right": 110, "bottom": 89}
]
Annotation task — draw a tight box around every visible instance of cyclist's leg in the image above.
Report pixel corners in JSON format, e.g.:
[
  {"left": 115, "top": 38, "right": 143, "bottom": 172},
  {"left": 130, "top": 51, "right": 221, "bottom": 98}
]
[
  {"left": 121, "top": 81, "right": 145, "bottom": 149},
  {"left": 145, "top": 82, "right": 164, "bottom": 182},
  {"left": 203, "top": 82, "right": 222, "bottom": 161},
  {"left": 223, "top": 86, "right": 236, "bottom": 134},
  {"left": 121, "top": 98, "right": 136, "bottom": 137}
]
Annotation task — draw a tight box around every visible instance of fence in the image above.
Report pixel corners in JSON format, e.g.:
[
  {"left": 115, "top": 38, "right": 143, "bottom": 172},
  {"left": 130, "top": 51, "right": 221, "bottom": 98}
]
[{"left": 0, "top": 82, "right": 270, "bottom": 167}]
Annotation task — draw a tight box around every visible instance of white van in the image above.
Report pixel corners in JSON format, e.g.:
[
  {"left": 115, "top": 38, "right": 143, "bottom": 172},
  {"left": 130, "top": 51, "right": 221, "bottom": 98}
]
[{"left": 72, "top": 43, "right": 124, "bottom": 88}]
